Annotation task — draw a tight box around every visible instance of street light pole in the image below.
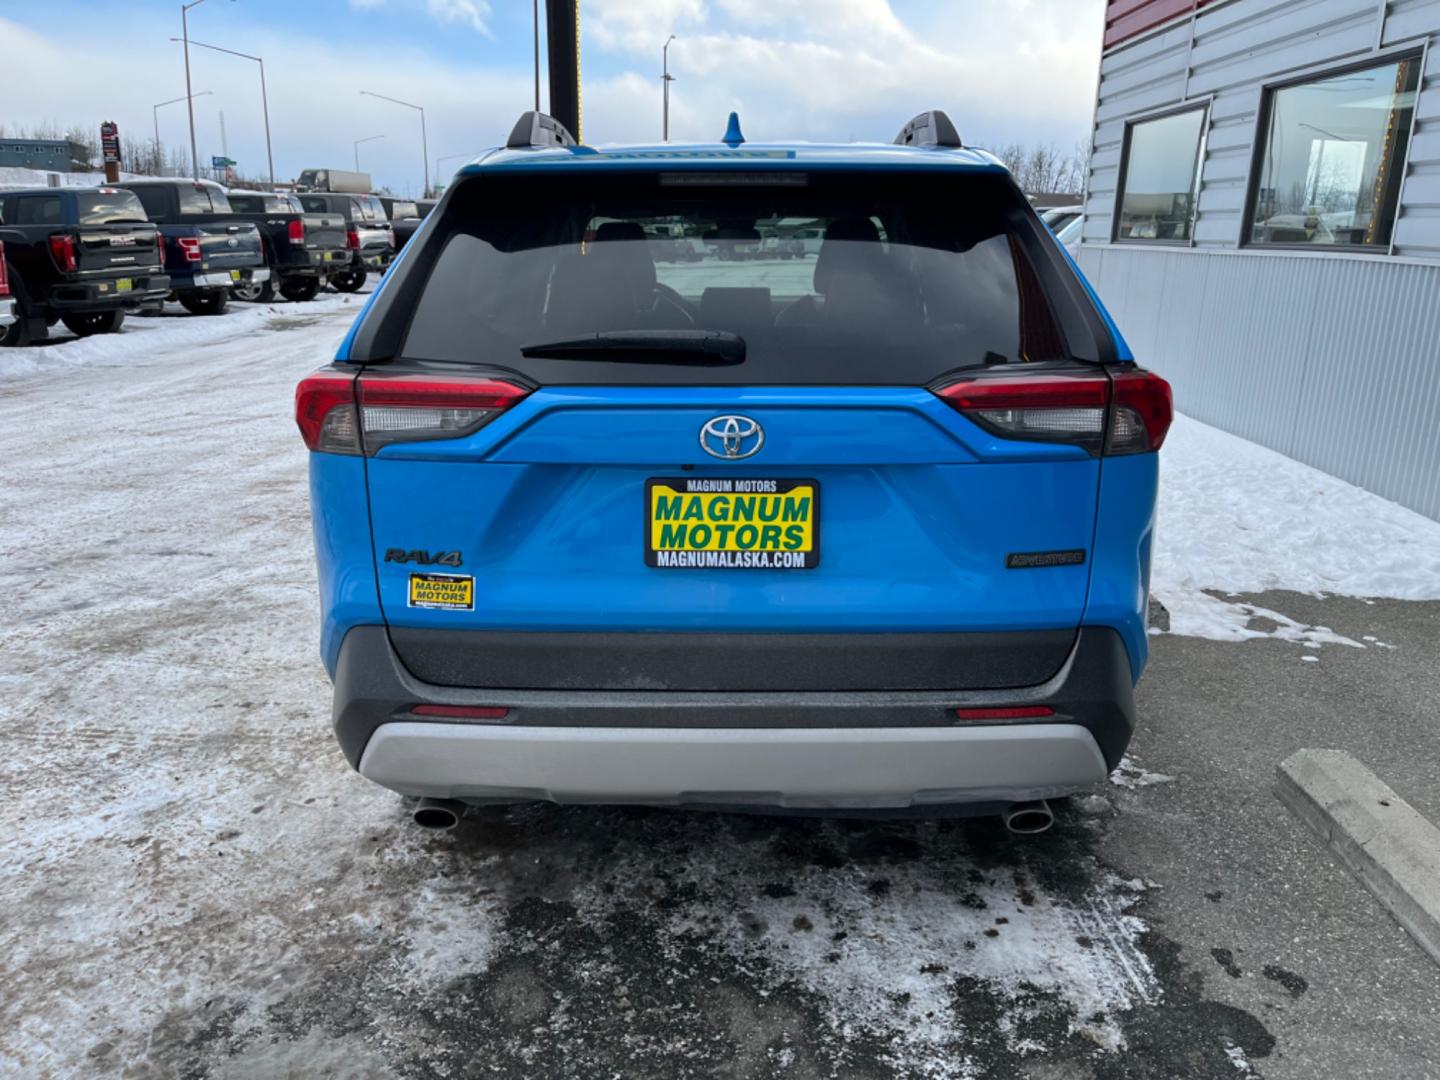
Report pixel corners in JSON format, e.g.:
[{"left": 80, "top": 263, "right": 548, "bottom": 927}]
[
  {"left": 354, "top": 134, "right": 385, "bottom": 172},
  {"left": 155, "top": 91, "right": 213, "bottom": 172},
  {"left": 170, "top": 38, "right": 274, "bottom": 186},
  {"left": 360, "top": 90, "right": 429, "bottom": 197},
  {"left": 662, "top": 35, "right": 676, "bottom": 142},
  {"left": 181, "top": 0, "right": 209, "bottom": 179}
]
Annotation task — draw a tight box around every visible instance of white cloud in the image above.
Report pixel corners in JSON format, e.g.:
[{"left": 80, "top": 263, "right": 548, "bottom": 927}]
[{"left": 426, "top": 0, "right": 492, "bottom": 35}]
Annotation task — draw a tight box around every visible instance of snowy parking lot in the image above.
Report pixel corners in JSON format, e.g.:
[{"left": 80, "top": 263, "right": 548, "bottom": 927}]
[{"left": 3, "top": 293, "right": 1440, "bottom": 1078}]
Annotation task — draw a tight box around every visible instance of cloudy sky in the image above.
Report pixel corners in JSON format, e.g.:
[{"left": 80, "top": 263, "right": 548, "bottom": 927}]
[{"left": 3, "top": 0, "right": 1105, "bottom": 196}]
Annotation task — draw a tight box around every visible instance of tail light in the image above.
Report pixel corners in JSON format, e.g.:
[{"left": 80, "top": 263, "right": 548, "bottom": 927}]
[
  {"left": 934, "top": 369, "right": 1172, "bottom": 456},
  {"left": 295, "top": 369, "right": 530, "bottom": 455},
  {"left": 388, "top": 227, "right": 397, "bottom": 250},
  {"left": 153, "top": 231, "right": 164, "bottom": 268},
  {"left": 175, "top": 236, "right": 202, "bottom": 263},
  {"left": 345, "top": 228, "right": 360, "bottom": 251},
  {"left": 0, "top": 243, "right": 9, "bottom": 298},
  {"left": 49, "top": 233, "right": 78, "bottom": 273},
  {"left": 288, "top": 218, "right": 306, "bottom": 246}
]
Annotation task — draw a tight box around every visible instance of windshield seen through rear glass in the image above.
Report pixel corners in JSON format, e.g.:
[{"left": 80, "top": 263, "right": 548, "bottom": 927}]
[
  {"left": 398, "top": 171, "right": 1071, "bottom": 385},
  {"left": 78, "top": 191, "right": 149, "bottom": 225}
]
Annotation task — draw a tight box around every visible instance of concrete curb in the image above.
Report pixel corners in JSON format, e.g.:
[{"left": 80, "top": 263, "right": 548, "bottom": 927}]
[{"left": 1276, "top": 749, "right": 1440, "bottom": 967}]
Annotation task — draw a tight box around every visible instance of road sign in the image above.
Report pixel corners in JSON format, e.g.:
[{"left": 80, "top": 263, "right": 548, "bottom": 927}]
[
  {"left": 211, "top": 156, "right": 237, "bottom": 168},
  {"left": 101, "top": 121, "right": 120, "bottom": 165}
]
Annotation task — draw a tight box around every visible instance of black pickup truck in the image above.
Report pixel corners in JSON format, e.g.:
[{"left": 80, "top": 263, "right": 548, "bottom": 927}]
[
  {"left": 117, "top": 179, "right": 267, "bottom": 315},
  {"left": 0, "top": 187, "right": 170, "bottom": 346},
  {"left": 296, "top": 192, "right": 394, "bottom": 292},
  {"left": 224, "top": 191, "right": 348, "bottom": 303}
]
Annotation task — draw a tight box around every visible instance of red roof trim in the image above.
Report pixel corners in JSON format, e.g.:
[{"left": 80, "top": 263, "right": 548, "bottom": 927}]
[{"left": 1104, "top": 0, "right": 1218, "bottom": 50}]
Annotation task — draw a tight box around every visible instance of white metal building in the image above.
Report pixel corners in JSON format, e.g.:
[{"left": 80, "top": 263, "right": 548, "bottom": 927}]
[{"left": 1077, "top": 0, "right": 1440, "bottom": 519}]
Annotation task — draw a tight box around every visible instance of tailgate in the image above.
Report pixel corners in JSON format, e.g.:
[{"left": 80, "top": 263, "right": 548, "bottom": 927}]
[
  {"left": 197, "top": 222, "right": 263, "bottom": 269},
  {"left": 76, "top": 224, "right": 161, "bottom": 275},
  {"left": 303, "top": 214, "right": 347, "bottom": 252}
]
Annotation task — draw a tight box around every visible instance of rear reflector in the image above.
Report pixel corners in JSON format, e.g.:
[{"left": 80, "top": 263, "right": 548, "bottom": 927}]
[
  {"left": 295, "top": 368, "right": 530, "bottom": 455},
  {"left": 409, "top": 705, "right": 509, "bottom": 719},
  {"left": 934, "top": 369, "right": 1172, "bottom": 456},
  {"left": 954, "top": 705, "right": 1055, "bottom": 720}
]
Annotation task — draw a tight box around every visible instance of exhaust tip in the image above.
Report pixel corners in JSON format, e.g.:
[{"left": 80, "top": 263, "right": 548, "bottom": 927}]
[
  {"left": 1002, "top": 800, "right": 1054, "bottom": 835},
  {"left": 413, "top": 797, "right": 465, "bottom": 830}
]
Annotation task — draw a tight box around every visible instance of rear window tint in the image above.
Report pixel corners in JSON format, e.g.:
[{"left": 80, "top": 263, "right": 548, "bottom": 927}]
[
  {"left": 78, "top": 191, "right": 148, "bottom": 224},
  {"left": 395, "top": 171, "right": 1071, "bottom": 385}
]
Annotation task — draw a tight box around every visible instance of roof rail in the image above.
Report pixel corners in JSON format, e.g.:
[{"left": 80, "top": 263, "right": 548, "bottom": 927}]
[
  {"left": 506, "top": 110, "right": 578, "bottom": 150},
  {"left": 892, "top": 110, "right": 962, "bottom": 149}
]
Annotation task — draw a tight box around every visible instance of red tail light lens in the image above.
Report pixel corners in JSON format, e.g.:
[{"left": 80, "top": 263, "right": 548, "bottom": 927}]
[
  {"left": 288, "top": 218, "right": 306, "bottom": 246},
  {"left": 345, "top": 228, "right": 360, "bottom": 251},
  {"left": 1109, "top": 370, "right": 1174, "bottom": 453},
  {"left": 176, "top": 236, "right": 202, "bottom": 263},
  {"left": 296, "top": 369, "right": 530, "bottom": 455},
  {"left": 934, "top": 369, "right": 1172, "bottom": 456},
  {"left": 153, "top": 231, "right": 164, "bottom": 268},
  {"left": 0, "top": 243, "right": 9, "bottom": 298},
  {"left": 49, "top": 233, "right": 78, "bottom": 273}
]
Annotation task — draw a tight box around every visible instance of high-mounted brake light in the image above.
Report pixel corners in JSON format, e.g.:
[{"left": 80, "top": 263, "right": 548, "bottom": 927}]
[
  {"left": 345, "top": 227, "right": 360, "bottom": 251},
  {"left": 295, "top": 369, "right": 530, "bottom": 455},
  {"left": 175, "top": 236, "right": 202, "bottom": 263},
  {"left": 287, "top": 218, "right": 306, "bottom": 246},
  {"left": 934, "top": 369, "right": 1172, "bottom": 456},
  {"left": 49, "top": 233, "right": 77, "bottom": 273}
]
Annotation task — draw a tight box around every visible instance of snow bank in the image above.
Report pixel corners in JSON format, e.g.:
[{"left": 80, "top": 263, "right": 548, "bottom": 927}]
[{"left": 1152, "top": 414, "right": 1440, "bottom": 641}]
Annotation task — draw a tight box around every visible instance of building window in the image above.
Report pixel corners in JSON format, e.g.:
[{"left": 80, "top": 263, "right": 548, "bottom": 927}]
[
  {"left": 1115, "top": 107, "right": 1207, "bottom": 242},
  {"left": 1248, "top": 53, "right": 1421, "bottom": 248}
]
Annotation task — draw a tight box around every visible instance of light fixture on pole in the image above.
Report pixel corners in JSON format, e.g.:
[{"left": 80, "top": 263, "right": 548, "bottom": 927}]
[
  {"left": 169, "top": 36, "right": 274, "bottom": 186},
  {"left": 662, "top": 35, "right": 677, "bottom": 142},
  {"left": 354, "top": 134, "right": 385, "bottom": 172},
  {"left": 155, "top": 90, "right": 213, "bottom": 164},
  {"left": 360, "top": 90, "right": 429, "bottom": 197}
]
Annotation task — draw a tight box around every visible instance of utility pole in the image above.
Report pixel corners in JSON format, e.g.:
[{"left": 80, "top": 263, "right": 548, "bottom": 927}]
[
  {"left": 180, "top": 0, "right": 210, "bottom": 180},
  {"left": 545, "top": 0, "right": 581, "bottom": 141},
  {"left": 662, "top": 35, "right": 676, "bottom": 142}
]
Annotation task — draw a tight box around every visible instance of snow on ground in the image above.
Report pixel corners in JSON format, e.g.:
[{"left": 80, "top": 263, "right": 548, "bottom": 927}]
[{"left": 1152, "top": 414, "right": 1440, "bottom": 643}]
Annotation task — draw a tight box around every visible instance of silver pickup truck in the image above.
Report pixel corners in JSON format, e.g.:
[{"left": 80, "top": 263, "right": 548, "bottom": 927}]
[{"left": 296, "top": 192, "right": 395, "bottom": 293}]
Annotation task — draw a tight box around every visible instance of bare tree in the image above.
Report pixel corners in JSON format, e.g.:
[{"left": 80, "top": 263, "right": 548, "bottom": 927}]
[{"left": 986, "top": 138, "right": 1090, "bottom": 196}]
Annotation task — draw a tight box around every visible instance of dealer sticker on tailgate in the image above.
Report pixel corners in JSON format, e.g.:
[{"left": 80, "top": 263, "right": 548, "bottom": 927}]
[
  {"left": 408, "top": 573, "right": 474, "bottom": 610},
  {"left": 645, "top": 477, "right": 819, "bottom": 569}
]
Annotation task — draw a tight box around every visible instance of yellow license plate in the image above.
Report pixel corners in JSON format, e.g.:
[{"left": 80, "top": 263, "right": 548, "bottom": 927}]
[
  {"left": 116, "top": 278, "right": 132, "bottom": 292},
  {"left": 407, "top": 573, "right": 474, "bottom": 610},
  {"left": 323, "top": 251, "right": 334, "bottom": 261},
  {"left": 230, "top": 269, "right": 242, "bottom": 282},
  {"left": 646, "top": 478, "right": 819, "bottom": 569}
]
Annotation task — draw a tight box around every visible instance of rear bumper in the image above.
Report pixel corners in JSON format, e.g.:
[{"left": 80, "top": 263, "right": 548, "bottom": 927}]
[
  {"left": 178, "top": 268, "right": 270, "bottom": 290},
  {"left": 0, "top": 299, "right": 13, "bottom": 327},
  {"left": 48, "top": 274, "right": 170, "bottom": 310},
  {"left": 332, "top": 625, "right": 1135, "bottom": 807}
]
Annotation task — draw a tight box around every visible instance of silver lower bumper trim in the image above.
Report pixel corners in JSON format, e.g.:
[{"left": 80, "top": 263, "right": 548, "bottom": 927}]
[{"left": 357, "top": 722, "right": 1109, "bottom": 809}]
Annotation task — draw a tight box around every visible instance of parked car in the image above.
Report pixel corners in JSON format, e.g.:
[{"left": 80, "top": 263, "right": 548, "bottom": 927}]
[
  {"left": 377, "top": 197, "right": 419, "bottom": 222},
  {"left": 1042, "top": 205, "right": 1083, "bottom": 234},
  {"left": 296, "top": 192, "right": 394, "bottom": 292},
  {"left": 0, "top": 241, "right": 14, "bottom": 333},
  {"left": 296, "top": 109, "right": 1172, "bottom": 832},
  {"left": 224, "top": 190, "right": 348, "bottom": 303},
  {"left": 1054, "top": 213, "right": 1084, "bottom": 257},
  {"left": 0, "top": 187, "right": 170, "bottom": 346},
  {"left": 117, "top": 179, "right": 266, "bottom": 316}
]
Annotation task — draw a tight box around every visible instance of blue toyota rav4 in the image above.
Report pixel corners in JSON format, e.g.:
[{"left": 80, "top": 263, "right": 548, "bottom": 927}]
[{"left": 297, "top": 110, "right": 1172, "bottom": 831}]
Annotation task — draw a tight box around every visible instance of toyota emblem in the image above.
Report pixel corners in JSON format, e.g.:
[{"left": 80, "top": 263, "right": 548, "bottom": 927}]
[{"left": 699, "top": 415, "right": 764, "bottom": 460}]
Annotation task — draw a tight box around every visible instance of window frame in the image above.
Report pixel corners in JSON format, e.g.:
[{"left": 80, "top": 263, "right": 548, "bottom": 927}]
[
  {"left": 1111, "top": 99, "right": 1211, "bottom": 247},
  {"left": 1241, "top": 45, "right": 1427, "bottom": 255}
]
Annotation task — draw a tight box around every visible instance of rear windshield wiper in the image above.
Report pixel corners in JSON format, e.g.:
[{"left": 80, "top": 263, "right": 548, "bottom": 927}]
[{"left": 520, "top": 330, "right": 745, "bottom": 365}]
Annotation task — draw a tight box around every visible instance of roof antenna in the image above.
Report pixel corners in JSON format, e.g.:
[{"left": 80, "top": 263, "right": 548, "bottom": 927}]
[{"left": 721, "top": 111, "right": 745, "bottom": 147}]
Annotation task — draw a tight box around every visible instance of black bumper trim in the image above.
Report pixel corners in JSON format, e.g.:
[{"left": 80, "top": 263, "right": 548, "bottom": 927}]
[
  {"left": 389, "top": 626, "right": 1076, "bottom": 693},
  {"left": 331, "top": 625, "right": 1136, "bottom": 774}
]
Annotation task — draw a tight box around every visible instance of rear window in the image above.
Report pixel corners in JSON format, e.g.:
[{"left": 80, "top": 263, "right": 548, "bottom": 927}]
[
  {"left": 229, "top": 193, "right": 290, "bottom": 213},
  {"left": 177, "top": 184, "right": 232, "bottom": 215},
  {"left": 78, "top": 190, "right": 148, "bottom": 225},
  {"left": 395, "top": 171, "right": 1072, "bottom": 385}
]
